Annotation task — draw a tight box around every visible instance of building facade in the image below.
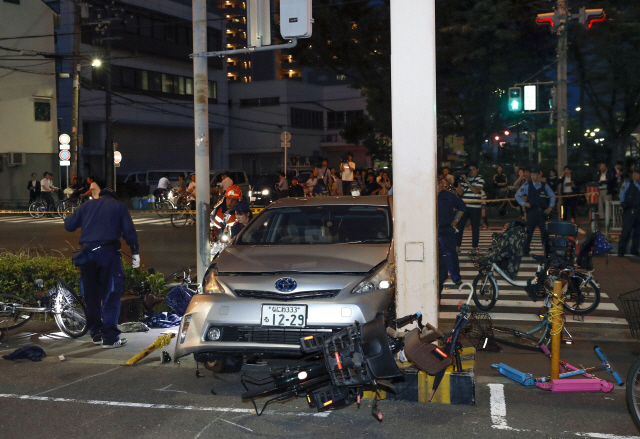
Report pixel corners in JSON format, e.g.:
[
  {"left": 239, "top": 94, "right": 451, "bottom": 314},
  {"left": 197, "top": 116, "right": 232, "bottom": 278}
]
[{"left": 0, "top": 0, "right": 59, "bottom": 206}]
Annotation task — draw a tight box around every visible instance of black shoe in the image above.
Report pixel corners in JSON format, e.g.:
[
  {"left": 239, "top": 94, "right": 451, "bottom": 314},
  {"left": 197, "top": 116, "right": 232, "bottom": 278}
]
[
  {"left": 102, "top": 338, "right": 127, "bottom": 349},
  {"left": 92, "top": 334, "right": 103, "bottom": 345},
  {"left": 453, "top": 280, "right": 463, "bottom": 287}
]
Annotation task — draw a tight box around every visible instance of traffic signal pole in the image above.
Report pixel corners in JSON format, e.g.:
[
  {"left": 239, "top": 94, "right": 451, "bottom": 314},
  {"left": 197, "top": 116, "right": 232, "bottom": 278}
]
[{"left": 192, "top": 0, "right": 211, "bottom": 285}]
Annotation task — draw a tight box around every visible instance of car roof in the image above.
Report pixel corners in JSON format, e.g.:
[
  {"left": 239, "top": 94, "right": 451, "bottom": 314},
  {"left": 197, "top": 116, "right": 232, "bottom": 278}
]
[{"left": 265, "top": 195, "right": 391, "bottom": 208}]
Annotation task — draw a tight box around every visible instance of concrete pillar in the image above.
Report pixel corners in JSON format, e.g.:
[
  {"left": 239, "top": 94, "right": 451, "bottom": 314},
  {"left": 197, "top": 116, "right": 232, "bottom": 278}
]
[{"left": 391, "top": 0, "right": 439, "bottom": 325}]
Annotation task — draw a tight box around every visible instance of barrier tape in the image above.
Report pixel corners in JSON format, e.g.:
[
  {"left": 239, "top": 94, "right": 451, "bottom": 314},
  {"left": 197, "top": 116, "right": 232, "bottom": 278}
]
[
  {"left": 461, "top": 193, "right": 588, "bottom": 204},
  {"left": 0, "top": 207, "right": 265, "bottom": 215}
]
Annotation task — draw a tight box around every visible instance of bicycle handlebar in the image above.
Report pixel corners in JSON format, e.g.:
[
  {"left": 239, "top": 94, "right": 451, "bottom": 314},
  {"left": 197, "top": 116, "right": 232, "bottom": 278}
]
[{"left": 395, "top": 312, "right": 421, "bottom": 328}]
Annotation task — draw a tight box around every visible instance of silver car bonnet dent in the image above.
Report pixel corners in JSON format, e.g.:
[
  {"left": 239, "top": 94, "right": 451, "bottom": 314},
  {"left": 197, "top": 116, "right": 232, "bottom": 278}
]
[{"left": 215, "top": 243, "right": 390, "bottom": 274}]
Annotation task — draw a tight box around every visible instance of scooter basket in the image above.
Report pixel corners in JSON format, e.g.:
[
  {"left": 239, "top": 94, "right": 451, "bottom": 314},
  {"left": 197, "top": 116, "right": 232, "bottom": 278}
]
[
  {"left": 300, "top": 332, "right": 332, "bottom": 354},
  {"left": 323, "top": 324, "right": 369, "bottom": 387},
  {"left": 307, "top": 384, "right": 360, "bottom": 409}
]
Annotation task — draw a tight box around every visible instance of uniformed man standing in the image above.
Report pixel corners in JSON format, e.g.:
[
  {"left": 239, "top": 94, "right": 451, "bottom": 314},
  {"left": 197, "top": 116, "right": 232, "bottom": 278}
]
[
  {"left": 618, "top": 166, "right": 640, "bottom": 257},
  {"left": 438, "top": 177, "right": 466, "bottom": 289},
  {"left": 64, "top": 188, "right": 139, "bottom": 348},
  {"left": 515, "top": 167, "right": 556, "bottom": 256}
]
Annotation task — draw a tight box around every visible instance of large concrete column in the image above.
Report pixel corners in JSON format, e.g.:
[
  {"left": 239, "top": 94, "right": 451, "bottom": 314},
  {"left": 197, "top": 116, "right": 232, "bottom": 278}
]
[{"left": 391, "top": 0, "right": 439, "bottom": 325}]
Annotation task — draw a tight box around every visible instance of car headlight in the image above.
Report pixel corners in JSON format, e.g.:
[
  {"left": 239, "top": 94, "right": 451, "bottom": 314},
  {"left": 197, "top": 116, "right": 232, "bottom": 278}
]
[
  {"left": 179, "top": 314, "right": 192, "bottom": 343},
  {"left": 203, "top": 266, "right": 224, "bottom": 294},
  {"left": 350, "top": 262, "right": 395, "bottom": 294},
  {"left": 261, "top": 189, "right": 269, "bottom": 195}
]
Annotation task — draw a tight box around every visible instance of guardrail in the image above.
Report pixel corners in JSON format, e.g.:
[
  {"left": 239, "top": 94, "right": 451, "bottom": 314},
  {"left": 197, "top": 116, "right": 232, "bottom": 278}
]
[{"left": 605, "top": 200, "right": 623, "bottom": 236}]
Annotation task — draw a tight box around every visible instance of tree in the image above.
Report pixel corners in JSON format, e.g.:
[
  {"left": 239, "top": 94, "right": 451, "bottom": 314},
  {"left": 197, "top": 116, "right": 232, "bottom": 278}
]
[{"left": 569, "top": 1, "right": 640, "bottom": 163}]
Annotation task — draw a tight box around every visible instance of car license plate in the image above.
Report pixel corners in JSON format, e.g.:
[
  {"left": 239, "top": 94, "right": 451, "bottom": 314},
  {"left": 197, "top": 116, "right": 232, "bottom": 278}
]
[
  {"left": 250, "top": 196, "right": 256, "bottom": 202},
  {"left": 261, "top": 304, "right": 307, "bottom": 327}
]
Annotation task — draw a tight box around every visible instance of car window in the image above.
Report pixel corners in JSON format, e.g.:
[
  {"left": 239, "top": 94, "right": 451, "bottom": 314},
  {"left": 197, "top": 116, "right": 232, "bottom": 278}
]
[
  {"left": 167, "top": 172, "right": 185, "bottom": 181},
  {"left": 237, "top": 205, "right": 391, "bottom": 245},
  {"left": 137, "top": 173, "right": 146, "bottom": 182},
  {"left": 232, "top": 172, "right": 246, "bottom": 184}
]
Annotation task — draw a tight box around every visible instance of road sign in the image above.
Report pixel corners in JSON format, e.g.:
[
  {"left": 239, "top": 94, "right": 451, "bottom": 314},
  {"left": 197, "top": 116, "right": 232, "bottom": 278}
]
[
  {"left": 60, "top": 144, "right": 70, "bottom": 150},
  {"left": 114, "top": 151, "right": 122, "bottom": 164},
  {"left": 60, "top": 161, "right": 70, "bottom": 166},
  {"left": 59, "top": 150, "right": 71, "bottom": 161},
  {"left": 59, "top": 134, "right": 70, "bottom": 145},
  {"left": 281, "top": 142, "right": 290, "bottom": 148},
  {"left": 280, "top": 131, "right": 291, "bottom": 142}
]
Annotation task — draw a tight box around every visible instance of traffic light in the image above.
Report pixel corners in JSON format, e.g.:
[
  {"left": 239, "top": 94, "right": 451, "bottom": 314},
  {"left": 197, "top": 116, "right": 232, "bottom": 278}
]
[
  {"left": 579, "top": 8, "right": 606, "bottom": 29},
  {"left": 536, "top": 11, "right": 561, "bottom": 28},
  {"left": 508, "top": 87, "right": 522, "bottom": 112}
]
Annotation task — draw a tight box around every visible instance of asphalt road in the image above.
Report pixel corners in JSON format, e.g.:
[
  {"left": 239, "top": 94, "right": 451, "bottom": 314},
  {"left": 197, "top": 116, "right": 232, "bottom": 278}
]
[
  {"left": 1, "top": 322, "right": 639, "bottom": 439},
  {"left": 0, "top": 213, "right": 197, "bottom": 279}
]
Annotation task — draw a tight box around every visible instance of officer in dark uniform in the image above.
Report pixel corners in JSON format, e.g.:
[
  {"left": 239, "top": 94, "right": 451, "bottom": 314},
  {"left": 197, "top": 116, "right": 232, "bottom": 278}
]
[
  {"left": 438, "top": 177, "right": 466, "bottom": 292},
  {"left": 64, "top": 187, "right": 139, "bottom": 348},
  {"left": 515, "top": 166, "right": 556, "bottom": 256},
  {"left": 618, "top": 165, "right": 640, "bottom": 257}
]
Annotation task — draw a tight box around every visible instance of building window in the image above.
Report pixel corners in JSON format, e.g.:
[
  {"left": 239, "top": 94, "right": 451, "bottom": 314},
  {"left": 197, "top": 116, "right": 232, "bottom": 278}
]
[
  {"left": 139, "top": 15, "right": 152, "bottom": 37},
  {"left": 121, "top": 67, "right": 135, "bottom": 89},
  {"left": 291, "top": 108, "right": 323, "bottom": 130},
  {"left": 162, "top": 73, "right": 174, "bottom": 93},
  {"left": 185, "top": 77, "right": 194, "bottom": 95},
  {"left": 177, "top": 76, "right": 185, "bottom": 95},
  {"left": 153, "top": 19, "right": 165, "bottom": 40},
  {"left": 327, "top": 111, "right": 345, "bottom": 129},
  {"left": 34, "top": 102, "right": 51, "bottom": 121},
  {"left": 209, "top": 81, "right": 217, "bottom": 99},
  {"left": 346, "top": 110, "right": 364, "bottom": 122},
  {"left": 239, "top": 97, "right": 279, "bottom": 107},
  {"left": 149, "top": 71, "right": 162, "bottom": 92},
  {"left": 124, "top": 13, "right": 138, "bottom": 34},
  {"left": 137, "top": 70, "right": 148, "bottom": 90}
]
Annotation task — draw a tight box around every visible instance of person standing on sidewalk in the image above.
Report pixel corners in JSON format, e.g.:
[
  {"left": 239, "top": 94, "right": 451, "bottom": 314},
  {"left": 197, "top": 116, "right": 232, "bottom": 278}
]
[
  {"left": 64, "top": 187, "right": 139, "bottom": 348},
  {"left": 340, "top": 153, "right": 356, "bottom": 195},
  {"left": 618, "top": 166, "right": 640, "bottom": 257},
  {"left": 456, "top": 163, "right": 484, "bottom": 256},
  {"left": 560, "top": 166, "right": 577, "bottom": 222},
  {"left": 438, "top": 177, "right": 466, "bottom": 289},
  {"left": 596, "top": 162, "right": 617, "bottom": 219},
  {"left": 27, "top": 173, "right": 40, "bottom": 203},
  {"left": 516, "top": 167, "right": 555, "bottom": 256}
]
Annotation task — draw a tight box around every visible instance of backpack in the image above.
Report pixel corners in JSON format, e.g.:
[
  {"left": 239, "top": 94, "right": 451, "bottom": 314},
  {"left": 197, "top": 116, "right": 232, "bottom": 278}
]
[{"left": 2, "top": 346, "right": 46, "bottom": 362}]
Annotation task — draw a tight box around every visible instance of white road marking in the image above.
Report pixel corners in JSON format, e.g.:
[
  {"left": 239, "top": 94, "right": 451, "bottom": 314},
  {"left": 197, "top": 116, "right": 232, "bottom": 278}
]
[
  {"left": 573, "top": 433, "right": 640, "bottom": 439},
  {"left": 0, "top": 393, "right": 331, "bottom": 417},
  {"left": 155, "top": 384, "right": 187, "bottom": 393},
  {"left": 488, "top": 383, "right": 526, "bottom": 431}
]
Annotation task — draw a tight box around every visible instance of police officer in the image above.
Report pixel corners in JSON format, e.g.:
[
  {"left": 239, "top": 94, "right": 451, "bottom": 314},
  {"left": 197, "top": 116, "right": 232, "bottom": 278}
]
[
  {"left": 438, "top": 177, "right": 466, "bottom": 291},
  {"left": 515, "top": 166, "right": 556, "bottom": 256},
  {"left": 618, "top": 165, "right": 640, "bottom": 257},
  {"left": 64, "top": 187, "right": 139, "bottom": 348}
]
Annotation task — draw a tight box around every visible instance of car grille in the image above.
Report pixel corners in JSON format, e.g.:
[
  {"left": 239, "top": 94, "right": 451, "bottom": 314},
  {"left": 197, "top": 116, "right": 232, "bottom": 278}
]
[
  {"left": 220, "top": 326, "right": 339, "bottom": 345},
  {"left": 234, "top": 289, "right": 340, "bottom": 301}
]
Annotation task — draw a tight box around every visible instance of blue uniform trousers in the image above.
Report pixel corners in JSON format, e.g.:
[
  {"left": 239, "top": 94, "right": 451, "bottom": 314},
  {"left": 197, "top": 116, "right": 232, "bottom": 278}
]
[
  {"left": 524, "top": 209, "right": 548, "bottom": 255},
  {"left": 80, "top": 247, "right": 124, "bottom": 343},
  {"left": 619, "top": 209, "right": 640, "bottom": 256},
  {"left": 439, "top": 226, "right": 461, "bottom": 284}
]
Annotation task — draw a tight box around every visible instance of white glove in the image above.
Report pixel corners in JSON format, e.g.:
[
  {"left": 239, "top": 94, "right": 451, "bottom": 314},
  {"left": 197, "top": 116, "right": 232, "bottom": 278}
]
[{"left": 132, "top": 254, "right": 140, "bottom": 269}]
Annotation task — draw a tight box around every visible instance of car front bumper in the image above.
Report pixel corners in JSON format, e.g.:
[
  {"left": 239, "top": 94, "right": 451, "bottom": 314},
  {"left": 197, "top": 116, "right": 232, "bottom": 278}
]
[{"left": 173, "top": 288, "right": 394, "bottom": 360}]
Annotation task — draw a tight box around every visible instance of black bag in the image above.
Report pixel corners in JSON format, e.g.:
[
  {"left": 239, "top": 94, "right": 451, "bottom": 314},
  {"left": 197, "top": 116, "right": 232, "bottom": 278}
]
[{"left": 71, "top": 248, "right": 93, "bottom": 267}]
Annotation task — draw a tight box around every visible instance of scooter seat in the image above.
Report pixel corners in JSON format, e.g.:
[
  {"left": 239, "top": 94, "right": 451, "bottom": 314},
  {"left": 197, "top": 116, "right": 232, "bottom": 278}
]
[{"left": 531, "top": 254, "right": 547, "bottom": 264}]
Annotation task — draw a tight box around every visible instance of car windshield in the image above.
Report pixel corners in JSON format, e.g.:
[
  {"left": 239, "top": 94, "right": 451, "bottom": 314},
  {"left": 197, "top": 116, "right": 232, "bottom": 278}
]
[{"left": 237, "top": 205, "right": 392, "bottom": 245}]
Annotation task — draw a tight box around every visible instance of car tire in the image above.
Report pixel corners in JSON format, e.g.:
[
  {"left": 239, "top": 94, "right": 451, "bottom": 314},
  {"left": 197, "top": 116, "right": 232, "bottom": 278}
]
[{"left": 200, "top": 354, "right": 243, "bottom": 374}]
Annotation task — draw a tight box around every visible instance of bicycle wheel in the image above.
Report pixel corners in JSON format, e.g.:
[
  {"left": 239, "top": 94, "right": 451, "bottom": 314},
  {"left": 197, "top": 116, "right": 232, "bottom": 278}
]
[
  {"left": 563, "top": 277, "right": 600, "bottom": 315},
  {"left": 156, "top": 200, "right": 174, "bottom": 218},
  {"left": 29, "top": 200, "right": 47, "bottom": 219},
  {"left": 472, "top": 273, "right": 498, "bottom": 311},
  {"left": 52, "top": 278, "right": 87, "bottom": 338},
  {"left": 0, "top": 294, "right": 33, "bottom": 331},
  {"left": 627, "top": 356, "right": 640, "bottom": 432},
  {"left": 491, "top": 326, "right": 541, "bottom": 351},
  {"left": 57, "top": 200, "right": 70, "bottom": 219},
  {"left": 171, "top": 207, "right": 188, "bottom": 228}
]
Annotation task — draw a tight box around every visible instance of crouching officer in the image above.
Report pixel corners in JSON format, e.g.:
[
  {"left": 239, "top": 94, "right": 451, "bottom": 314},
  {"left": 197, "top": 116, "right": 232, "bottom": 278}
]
[
  {"left": 438, "top": 177, "right": 466, "bottom": 291},
  {"left": 516, "top": 167, "right": 555, "bottom": 256},
  {"left": 618, "top": 165, "right": 640, "bottom": 257},
  {"left": 64, "top": 187, "right": 139, "bottom": 348}
]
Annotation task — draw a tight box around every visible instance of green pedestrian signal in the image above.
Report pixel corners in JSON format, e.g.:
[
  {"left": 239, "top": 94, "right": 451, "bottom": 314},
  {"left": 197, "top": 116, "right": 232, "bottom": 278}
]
[{"left": 509, "top": 87, "right": 522, "bottom": 112}]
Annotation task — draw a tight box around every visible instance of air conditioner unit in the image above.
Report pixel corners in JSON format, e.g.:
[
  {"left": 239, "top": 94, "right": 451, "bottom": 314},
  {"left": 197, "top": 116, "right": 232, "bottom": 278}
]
[{"left": 8, "top": 152, "right": 26, "bottom": 166}]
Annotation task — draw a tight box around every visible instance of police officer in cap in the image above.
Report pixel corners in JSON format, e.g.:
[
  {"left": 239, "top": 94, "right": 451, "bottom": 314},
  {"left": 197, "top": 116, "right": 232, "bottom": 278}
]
[
  {"left": 515, "top": 166, "right": 556, "bottom": 256},
  {"left": 64, "top": 187, "right": 139, "bottom": 348},
  {"left": 618, "top": 164, "right": 640, "bottom": 257},
  {"left": 438, "top": 176, "right": 466, "bottom": 292}
]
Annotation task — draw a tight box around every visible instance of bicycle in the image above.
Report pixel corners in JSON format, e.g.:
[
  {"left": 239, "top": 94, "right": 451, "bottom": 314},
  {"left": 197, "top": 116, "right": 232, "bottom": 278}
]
[
  {"left": 155, "top": 189, "right": 176, "bottom": 218},
  {"left": 29, "top": 194, "right": 69, "bottom": 219},
  {"left": 0, "top": 278, "right": 87, "bottom": 340},
  {"left": 170, "top": 202, "right": 195, "bottom": 228},
  {"left": 618, "top": 288, "right": 640, "bottom": 432},
  {"left": 472, "top": 221, "right": 601, "bottom": 314}
]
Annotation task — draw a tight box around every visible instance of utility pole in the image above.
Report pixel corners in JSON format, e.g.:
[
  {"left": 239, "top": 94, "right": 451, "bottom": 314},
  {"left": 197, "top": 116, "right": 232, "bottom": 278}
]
[
  {"left": 556, "top": 0, "right": 568, "bottom": 177},
  {"left": 104, "top": 17, "right": 113, "bottom": 188},
  {"left": 192, "top": 0, "right": 210, "bottom": 285},
  {"left": 70, "top": 0, "right": 80, "bottom": 178}
]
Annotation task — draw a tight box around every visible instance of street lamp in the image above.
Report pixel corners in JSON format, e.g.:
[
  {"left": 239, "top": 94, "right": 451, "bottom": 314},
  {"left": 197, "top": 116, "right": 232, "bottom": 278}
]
[{"left": 91, "top": 58, "right": 102, "bottom": 67}]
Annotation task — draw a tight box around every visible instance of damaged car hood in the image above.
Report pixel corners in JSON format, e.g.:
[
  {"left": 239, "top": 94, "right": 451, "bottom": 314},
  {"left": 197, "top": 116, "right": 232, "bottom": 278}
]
[{"left": 215, "top": 244, "right": 390, "bottom": 274}]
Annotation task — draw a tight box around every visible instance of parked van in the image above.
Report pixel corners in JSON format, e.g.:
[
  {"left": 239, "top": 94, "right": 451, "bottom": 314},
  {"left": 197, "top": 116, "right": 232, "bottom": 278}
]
[
  {"left": 121, "top": 170, "right": 192, "bottom": 195},
  {"left": 210, "top": 169, "right": 250, "bottom": 203}
]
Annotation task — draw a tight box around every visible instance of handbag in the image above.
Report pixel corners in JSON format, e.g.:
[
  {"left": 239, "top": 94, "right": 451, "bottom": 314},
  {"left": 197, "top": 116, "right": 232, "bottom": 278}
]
[{"left": 71, "top": 248, "right": 92, "bottom": 267}]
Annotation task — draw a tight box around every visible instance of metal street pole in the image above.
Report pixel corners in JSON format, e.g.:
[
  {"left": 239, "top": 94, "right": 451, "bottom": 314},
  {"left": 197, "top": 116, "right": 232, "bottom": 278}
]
[
  {"left": 391, "top": 0, "right": 439, "bottom": 325},
  {"left": 193, "top": 0, "right": 210, "bottom": 285},
  {"left": 70, "top": 0, "right": 80, "bottom": 178},
  {"left": 104, "top": 20, "right": 114, "bottom": 188},
  {"left": 557, "top": 0, "right": 568, "bottom": 218}
]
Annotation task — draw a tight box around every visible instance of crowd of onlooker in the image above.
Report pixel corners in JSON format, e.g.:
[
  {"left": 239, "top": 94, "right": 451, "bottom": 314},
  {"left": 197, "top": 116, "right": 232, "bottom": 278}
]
[{"left": 274, "top": 154, "right": 392, "bottom": 198}]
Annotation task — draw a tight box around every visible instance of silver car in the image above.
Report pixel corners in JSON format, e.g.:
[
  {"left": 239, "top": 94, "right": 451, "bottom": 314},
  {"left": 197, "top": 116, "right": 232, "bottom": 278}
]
[{"left": 174, "top": 195, "right": 395, "bottom": 372}]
